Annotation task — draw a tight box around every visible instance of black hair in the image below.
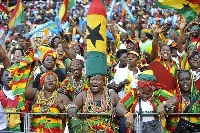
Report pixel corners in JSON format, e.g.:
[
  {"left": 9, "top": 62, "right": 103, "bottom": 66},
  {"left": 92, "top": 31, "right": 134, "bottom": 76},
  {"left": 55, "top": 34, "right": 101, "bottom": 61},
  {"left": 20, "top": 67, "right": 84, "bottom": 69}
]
[
  {"left": 188, "top": 51, "right": 199, "bottom": 60},
  {"left": 73, "top": 44, "right": 84, "bottom": 56},
  {"left": 50, "top": 36, "right": 61, "bottom": 49},
  {"left": 160, "top": 45, "right": 173, "bottom": 53},
  {"left": 12, "top": 48, "right": 24, "bottom": 56},
  {"left": 177, "top": 69, "right": 191, "bottom": 79},
  {"left": 116, "top": 49, "right": 127, "bottom": 59}
]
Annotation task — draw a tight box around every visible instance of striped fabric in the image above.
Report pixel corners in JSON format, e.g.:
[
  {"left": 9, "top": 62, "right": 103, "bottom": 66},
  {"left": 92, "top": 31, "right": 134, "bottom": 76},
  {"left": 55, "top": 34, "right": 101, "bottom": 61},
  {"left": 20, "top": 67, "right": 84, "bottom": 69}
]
[{"left": 31, "top": 103, "right": 64, "bottom": 133}]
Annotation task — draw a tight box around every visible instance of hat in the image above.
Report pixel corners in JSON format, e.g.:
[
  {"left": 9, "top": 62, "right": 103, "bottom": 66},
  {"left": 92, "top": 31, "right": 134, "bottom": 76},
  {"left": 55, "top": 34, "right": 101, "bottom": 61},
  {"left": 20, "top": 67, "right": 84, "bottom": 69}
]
[
  {"left": 127, "top": 51, "right": 140, "bottom": 57},
  {"left": 86, "top": 0, "right": 107, "bottom": 77},
  {"left": 138, "top": 70, "right": 156, "bottom": 82},
  {"left": 141, "top": 28, "right": 151, "bottom": 35},
  {"left": 39, "top": 45, "right": 57, "bottom": 62},
  {"left": 187, "top": 43, "right": 197, "bottom": 51}
]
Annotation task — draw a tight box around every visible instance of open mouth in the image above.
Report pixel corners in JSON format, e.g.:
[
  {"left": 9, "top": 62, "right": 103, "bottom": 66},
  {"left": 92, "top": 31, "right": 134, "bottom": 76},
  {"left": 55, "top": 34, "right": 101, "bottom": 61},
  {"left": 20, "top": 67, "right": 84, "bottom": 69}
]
[
  {"left": 163, "top": 53, "right": 168, "bottom": 57},
  {"left": 92, "top": 84, "right": 98, "bottom": 89}
]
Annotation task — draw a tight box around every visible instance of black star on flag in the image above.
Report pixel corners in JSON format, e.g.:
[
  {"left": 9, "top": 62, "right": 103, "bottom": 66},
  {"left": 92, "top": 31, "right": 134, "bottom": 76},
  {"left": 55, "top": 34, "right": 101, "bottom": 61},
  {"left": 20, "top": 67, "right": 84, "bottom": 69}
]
[{"left": 87, "top": 23, "right": 104, "bottom": 47}]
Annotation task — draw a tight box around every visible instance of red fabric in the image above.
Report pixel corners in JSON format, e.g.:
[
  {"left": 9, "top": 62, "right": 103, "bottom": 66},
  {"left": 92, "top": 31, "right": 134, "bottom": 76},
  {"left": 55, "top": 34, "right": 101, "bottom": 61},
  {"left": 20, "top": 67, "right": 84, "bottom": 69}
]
[
  {"left": 186, "top": 0, "right": 200, "bottom": 4},
  {"left": 87, "top": 0, "right": 106, "bottom": 18},
  {"left": 195, "top": 79, "right": 200, "bottom": 91},
  {"left": 40, "top": 71, "right": 59, "bottom": 88},
  {"left": 0, "top": 2, "right": 10, "bottom": 14},
  {"left": 0, "top": 90, "right": 19, "bottom": 108},
  {"left": 138, "top": 80, "right": 167, "bottom": 90},
  {"left": 148, "top": 61, "right": 177, "bottom": 91}
]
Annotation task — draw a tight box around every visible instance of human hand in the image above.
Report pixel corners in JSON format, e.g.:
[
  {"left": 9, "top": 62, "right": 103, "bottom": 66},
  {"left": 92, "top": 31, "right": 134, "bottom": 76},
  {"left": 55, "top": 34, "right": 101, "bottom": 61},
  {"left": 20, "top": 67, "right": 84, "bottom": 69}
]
[
  {"left": 155, "top": 25, "right": 165, "bottom": 33},
  {"left": 110, "top": 108, "right": 117, "bottom": 119},
  {"left": 67, "top": 107, "right": 77, "bottom": 118},
  {"left": 125, "top": 115, "right": 134, "bottom": 130},
  {"left": 157, "top": 103, "right": 168, "bottom": 119},
  {"left": 57, "top": 103, "right": 66, "bottom": 112},
  {"left": 57, "top": 86, "right": 66, "bottom": 94}
]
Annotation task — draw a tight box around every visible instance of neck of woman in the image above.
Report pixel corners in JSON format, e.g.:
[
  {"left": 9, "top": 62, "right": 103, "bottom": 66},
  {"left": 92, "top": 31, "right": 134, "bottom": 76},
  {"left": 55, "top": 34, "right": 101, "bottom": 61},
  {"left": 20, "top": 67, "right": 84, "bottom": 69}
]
[
  {"left": 92, "top": 89, "right": 104, "bottom": 100},
  {"left": 44, "top": 90, "right": 54, "bottom": 99},
  {"left": 128, "top": 65, "right": 138, "bottom": 74},
  {"left": 181, "top": 91, "right": 190, "bottom": 98},
  {"left": 73, "top": 75, "right": 82, "bottom": 82}
]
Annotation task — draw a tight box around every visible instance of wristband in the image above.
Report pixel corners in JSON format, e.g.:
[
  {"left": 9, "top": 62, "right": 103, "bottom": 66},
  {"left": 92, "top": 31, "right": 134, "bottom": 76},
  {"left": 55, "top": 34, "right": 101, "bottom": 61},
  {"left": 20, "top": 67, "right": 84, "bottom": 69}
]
[{"left": 124, "top": 112, "right": 133, "bottom": 119}]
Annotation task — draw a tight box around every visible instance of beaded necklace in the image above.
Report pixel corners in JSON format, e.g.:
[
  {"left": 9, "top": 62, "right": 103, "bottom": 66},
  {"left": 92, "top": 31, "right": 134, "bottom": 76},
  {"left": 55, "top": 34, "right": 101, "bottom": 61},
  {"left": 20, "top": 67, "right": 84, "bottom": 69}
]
[
  {"left": 36, "top": 90, "right": 58, "bottom": 113},
  {"left": 82, "top": 88, "right": 118, "bottom": 132},
  {"left": 83, "top": 88, "right": 112, "bottom": 113},
  {"left": 72, "top": 76, "right": 85, "bottom": 94}
]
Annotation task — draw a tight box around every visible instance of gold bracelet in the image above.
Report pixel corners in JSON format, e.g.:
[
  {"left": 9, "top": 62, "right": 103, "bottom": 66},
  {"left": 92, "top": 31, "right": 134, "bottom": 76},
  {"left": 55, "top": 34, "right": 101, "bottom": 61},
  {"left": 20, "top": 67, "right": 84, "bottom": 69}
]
[{"left": 124, "top": 112, "right": 133, "bottom": 119}]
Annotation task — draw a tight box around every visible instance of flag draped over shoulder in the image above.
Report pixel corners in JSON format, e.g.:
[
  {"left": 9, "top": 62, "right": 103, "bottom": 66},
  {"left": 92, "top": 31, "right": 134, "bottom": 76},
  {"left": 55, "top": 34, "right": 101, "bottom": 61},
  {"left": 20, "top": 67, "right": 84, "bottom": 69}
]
[
  {"left": 59, "top": 0, "right": 69, "bottom": 22},
  {"left": 0, "top": 2, "right": 10, "bottom": 14},
  {"left": 156, "top": 0, "right": 200, "bottom": 21},
  {"left": 8, "top": 0, "right": 24, "bottom": 28},
  {"left": 86, "top": 0, "right": 107, "bottom": 77},
  {"left": 7, "top": 49, "right": 35, "bottom": 110}
]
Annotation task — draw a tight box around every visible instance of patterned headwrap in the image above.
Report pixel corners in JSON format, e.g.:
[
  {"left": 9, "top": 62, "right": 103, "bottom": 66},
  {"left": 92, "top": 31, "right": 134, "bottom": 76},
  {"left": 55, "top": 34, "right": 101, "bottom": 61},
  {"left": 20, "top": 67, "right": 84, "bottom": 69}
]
[
  {"left": 40, "top": 71, "right": 59, "bottom": 89},
  {"left": 137, "top": 70, "right": 166, "bottom": 90},
  {"left": 141, "top": 28, "right": 151, "bottom": 35},
  {"left": 39, "top": 45, "right": 57, "bottom": 62}
]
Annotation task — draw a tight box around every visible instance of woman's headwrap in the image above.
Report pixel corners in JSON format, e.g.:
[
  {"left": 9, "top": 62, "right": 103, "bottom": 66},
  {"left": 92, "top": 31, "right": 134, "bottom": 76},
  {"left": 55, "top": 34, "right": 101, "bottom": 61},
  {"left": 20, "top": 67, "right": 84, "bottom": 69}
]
[
  {"left": 40, "top": 71, "right": 59, "bottom": 89},
  {"left": 39, "top": 45, "right": 57, "bottom": 62},
  {"left": 128, "top": 50, "right": 140, "bottom": 57},
  {"left": 187, "top": 43, "right": 197, "bottom": 51},
  {"left": 141, "top": 28, "right": 151, "bottom": 36},
  {"left": 137, "top": 70, "right": 166, "bottom": 90}
]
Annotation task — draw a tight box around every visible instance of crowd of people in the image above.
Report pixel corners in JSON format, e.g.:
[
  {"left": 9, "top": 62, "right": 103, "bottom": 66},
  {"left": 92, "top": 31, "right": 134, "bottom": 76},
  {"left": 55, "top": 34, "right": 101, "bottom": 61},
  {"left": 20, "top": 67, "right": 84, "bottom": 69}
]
[{"left": 0, "top": 0, "right": 199, "bottom": 133}]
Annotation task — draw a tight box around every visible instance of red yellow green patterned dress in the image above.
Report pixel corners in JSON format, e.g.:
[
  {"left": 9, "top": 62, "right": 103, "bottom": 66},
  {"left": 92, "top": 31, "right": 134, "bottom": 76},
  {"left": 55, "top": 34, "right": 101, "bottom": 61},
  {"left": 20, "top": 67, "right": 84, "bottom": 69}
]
[
  {"left": 81, "top": 89, "right": 119, "bottom": 133},
  {"left": 31, "top": 90, "right": 65, "bottom": 133}
]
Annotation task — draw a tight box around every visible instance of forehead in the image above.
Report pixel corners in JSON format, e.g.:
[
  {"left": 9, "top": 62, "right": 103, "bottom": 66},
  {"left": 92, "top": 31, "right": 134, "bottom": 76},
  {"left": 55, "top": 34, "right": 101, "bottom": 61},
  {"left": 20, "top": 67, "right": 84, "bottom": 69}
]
[
  {"left": 45, "top": 74, "right": 56, "bottom": 79},
  {"left": 3, "top": 70, "right": 10, "bottom": 76},
  {"left": 161, "top": 45, "right": 170, "bottom": 50},
  {"left": 139, "top": 87, "right": 152, "bottom": 93},
  {"left": 178, "top": 72, "right": 190, "bottom": 79},
  {"left": 90, "top": 75, "right": 103, "bottom": 79},
  {"left": 44, "top": 55, "right": 54, "bottom": 60},
  {"left": 14, "top": 50, "right": 23, "bottom": 54}
]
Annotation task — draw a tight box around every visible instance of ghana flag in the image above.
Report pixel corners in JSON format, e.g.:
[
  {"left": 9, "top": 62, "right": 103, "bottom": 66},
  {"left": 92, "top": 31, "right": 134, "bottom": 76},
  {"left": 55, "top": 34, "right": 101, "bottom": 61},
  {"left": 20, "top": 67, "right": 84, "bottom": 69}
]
[
  {"left": 86, "top": 0, "right": 107, "bottom": 77},
  {"left": 7, "top": 49, "right": 35, "bottom": 110},
  {"left": 156, "top": 0, "right": 200, "bottom": 21},
  {"left": 59, "top": 0, "right": 69, "bottom": 22},
  {"left": 8, "top": 0, "right": 24, "bottom": 28}
]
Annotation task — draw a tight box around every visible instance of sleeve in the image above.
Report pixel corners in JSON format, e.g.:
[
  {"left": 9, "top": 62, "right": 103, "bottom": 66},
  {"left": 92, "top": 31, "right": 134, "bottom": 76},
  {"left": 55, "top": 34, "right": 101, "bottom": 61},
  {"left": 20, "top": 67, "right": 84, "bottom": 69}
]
[
  {"left": 113, "top": 71, "right": 120, "bottom": 84},
  {"left": 154, "top": 89, "right": 174, "bottom": 102},
  {"left": 33, "top": 73, "right": 42, "bottom": 90},
  {"left": 119, "top": 90, "right": 135, "bottom": 109}
]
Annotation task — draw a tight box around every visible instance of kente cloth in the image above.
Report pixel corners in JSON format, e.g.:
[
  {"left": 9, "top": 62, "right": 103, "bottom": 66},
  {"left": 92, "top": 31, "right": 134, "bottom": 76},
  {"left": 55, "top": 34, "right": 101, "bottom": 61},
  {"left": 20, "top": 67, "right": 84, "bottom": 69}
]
[{"left": 31, "top": 103, "right": 64, "bottom": 133}]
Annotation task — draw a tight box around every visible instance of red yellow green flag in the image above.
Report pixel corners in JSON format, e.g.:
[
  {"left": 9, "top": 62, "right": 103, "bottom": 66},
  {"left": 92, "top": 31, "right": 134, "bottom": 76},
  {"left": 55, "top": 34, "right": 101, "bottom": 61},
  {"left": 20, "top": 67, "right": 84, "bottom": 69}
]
[
  {"left": 59, "top": 0, "right": 69, "bottom": 22},
  {"left": 86, "top": 0, "right": 107, "bottom": 77},
  {"left": 8, "top": 0, "right": 24, "bottom": 28},
  {"left": 7, "top": 49, "right": 35, "bottom": 110},
  {"left": 156, "top": 0, "right": 200, "bottom": 21}
]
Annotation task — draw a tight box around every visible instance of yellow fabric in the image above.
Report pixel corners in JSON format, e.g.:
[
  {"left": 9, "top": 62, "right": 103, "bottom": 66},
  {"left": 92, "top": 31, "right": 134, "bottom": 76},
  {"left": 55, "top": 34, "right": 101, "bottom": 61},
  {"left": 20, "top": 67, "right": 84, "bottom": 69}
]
[
  {"left": 124, "top": 74, "right": 132, "bottom": 94},
  {"left": 39, "top": 46, "right": 57, "bottom": 62},
  {"left": 140, "top": 70, "right": 154, "bottom": 75},
  {"left": 86, "top": 15, "right": 106, "bottom": 54},
  {"left": 4, "top": 108, "right": 21, "bottom": 129},
  {"left": 158, "top": 0, "right": 200, "bottom": 14}
]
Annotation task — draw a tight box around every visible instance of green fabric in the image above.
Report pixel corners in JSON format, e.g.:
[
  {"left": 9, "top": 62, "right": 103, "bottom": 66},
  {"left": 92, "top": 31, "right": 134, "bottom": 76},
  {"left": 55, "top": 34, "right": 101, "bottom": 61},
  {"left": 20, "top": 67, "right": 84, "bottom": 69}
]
[
  {"left": 9, "top": 124, "right": 21, "bottom": 132},
  {"left": 156, "top": 2, "right": 197, "bottom": 22},
  {"left": 86, "top": 52, "right": 107, "bottom": 77},
  {"left": 138, "top": 74, "right": 157, "bottom": 82},
  {"left": 187, "top": 44, "right": 197, "bottom": 51}
]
